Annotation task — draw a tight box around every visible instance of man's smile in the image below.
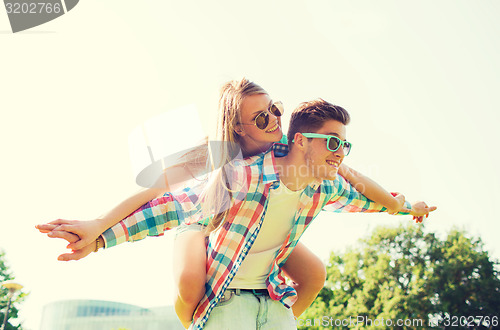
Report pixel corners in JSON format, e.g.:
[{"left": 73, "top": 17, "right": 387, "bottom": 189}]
[{"left": 326, "top": 159, "right": 340, "bottom": 168}]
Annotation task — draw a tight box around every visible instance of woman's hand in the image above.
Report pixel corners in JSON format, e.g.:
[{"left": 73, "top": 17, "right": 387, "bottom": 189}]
[{"left": 36, "top": 219, "right": 105, "bottom": 250}]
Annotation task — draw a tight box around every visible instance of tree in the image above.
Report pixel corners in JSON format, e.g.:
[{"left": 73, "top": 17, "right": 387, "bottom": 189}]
[
  {"left": 0, "top": 250, "right": 25, "bottom": 330},
  {"left": 298, "top": 225, "right": 500, "bottom": 329},
  {"left": 428, "top": 229, "right": 500, "bottom": 326}
]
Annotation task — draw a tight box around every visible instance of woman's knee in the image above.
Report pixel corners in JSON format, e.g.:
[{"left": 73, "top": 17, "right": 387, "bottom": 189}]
[
  {"left": 308, "top": 261, "right": 327, "bottom": 290},
  {"left": 177, "top": 270, "right": 205, "bottom": 304},
  {"left": 284, "top": 243, "right": 327, "bottom": 289}
]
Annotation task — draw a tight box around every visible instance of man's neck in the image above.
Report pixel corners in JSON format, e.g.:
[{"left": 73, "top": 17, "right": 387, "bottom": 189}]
[{"left": 275, "top": 154, "right": 314, "bottom": 191}]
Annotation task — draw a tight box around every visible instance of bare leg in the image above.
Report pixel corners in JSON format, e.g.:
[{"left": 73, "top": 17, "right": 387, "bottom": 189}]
[
  {"left": 282, "top": 242, "right": 326, "bottom": 317},
  {"left": 173, "top": 229, "right": 207, "bottom": 328}
]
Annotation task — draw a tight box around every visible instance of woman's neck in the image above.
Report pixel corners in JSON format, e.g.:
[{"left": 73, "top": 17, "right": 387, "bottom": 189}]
[{"left": 241, "top": 141, "right": 274, "bottom": 158}]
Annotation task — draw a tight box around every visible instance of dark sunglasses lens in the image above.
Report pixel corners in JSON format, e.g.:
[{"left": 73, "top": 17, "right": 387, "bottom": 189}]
[
  {"left": 255, "top": 112, "right": 269, "bottom": 129},
  {"left": 270, "top": 103, "right": 283, "bottom": 117},
  {"left": 328, "top": 137, "right": 340, "bottom": 152}
]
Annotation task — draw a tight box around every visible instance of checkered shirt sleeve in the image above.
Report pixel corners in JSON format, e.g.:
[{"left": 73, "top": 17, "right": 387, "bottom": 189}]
[{"left": 102, "top": 185, "right": 203, "bottom": 248}]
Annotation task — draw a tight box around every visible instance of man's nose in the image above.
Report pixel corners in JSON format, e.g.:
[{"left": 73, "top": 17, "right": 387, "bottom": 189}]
[{"left": 333, "top": 146, "right": 344, "bottom": 158}]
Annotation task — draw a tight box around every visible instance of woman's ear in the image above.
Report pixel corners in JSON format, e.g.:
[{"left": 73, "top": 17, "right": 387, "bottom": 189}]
[{"left": 234, "top": 124, "right": 246, "bottom": 136}]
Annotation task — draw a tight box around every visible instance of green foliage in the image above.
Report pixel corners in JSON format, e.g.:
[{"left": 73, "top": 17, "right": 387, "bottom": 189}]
[
  {"left": 429, "top": 229, "right": 500, "bottom": 321},
  {"left": 299, "top": 225, "right": 500, "bottom": 330},
  {"left": 0, "top": 250, "right": 26, "bottom": 330}
]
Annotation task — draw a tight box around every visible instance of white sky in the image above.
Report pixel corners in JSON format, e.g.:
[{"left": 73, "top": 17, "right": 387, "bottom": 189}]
[{"left": 1, "top": 1, "right": 499, "bottom": 329}]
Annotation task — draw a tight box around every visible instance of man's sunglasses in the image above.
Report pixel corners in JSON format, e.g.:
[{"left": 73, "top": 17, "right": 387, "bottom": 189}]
[
  {"left": 296, "top": 133, "right": 352, "bottom": 155},
  {"left": 240, "top": 101, "right": 284, "bottom": 130}
]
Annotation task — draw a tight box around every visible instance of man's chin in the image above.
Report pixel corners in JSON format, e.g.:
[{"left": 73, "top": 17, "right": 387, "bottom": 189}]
[
  {"left": 328, "top": 173, "right": 339, "bottom": 181},
  {"left": 319, "top": 170, "right": 339, "bottom": 181}
]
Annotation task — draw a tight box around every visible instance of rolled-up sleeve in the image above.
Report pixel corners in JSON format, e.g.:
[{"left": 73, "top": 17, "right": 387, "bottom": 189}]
[
  {"left": 324, "top": 175, "right": 411, "bottom": 215},
  {"left": 102, "top": 185, "right": 203, "bottom": 248}
]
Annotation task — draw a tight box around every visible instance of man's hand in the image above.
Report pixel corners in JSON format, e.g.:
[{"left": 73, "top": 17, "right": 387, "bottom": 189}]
[
  {"left": 36, "top": 219, "right": 105, "bottom": 250},
  {"left": 410, "top": 201, "right": 437, "bottom": 223},
  {"left": 56, "top": 239, "right": 96, "bottom": 261},
  {"left": 387, "top": 193, "right": 405, "bottom": 215}
]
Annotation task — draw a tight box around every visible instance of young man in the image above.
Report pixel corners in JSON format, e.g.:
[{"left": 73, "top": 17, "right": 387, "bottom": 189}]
[{"left": 74, "top": 99, "right": 434, "bottom": 329}]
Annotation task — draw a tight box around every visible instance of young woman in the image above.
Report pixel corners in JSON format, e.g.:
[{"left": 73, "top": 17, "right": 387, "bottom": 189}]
[{"left": 37, "top": 78, "right": 407, "bottom": 328}]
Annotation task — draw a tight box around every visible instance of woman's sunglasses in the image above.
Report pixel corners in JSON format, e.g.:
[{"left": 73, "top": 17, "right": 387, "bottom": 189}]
[
  {"left": 297, "top": 133, "right": 352, "bottom": 155},
  {"left": 240, "top": 101, "right": 284, "bottom": 130}
]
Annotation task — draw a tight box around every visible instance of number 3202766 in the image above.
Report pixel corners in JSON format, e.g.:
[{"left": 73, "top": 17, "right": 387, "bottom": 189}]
[
  {"left": 442, "top": 315, "right": 498, "bottom": 327},
  {"left": 5, "top": 2, "right": 62, "bottom": 14}
]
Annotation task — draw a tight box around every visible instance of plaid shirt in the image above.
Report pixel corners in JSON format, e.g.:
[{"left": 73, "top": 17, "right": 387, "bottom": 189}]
[{"left": 102, "top": 143, "right": 410, "bottom": 329}]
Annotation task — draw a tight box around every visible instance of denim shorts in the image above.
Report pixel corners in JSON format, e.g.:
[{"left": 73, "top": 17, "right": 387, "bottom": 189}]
[
  {"left": 174, "top": 222, "right": 206, "bottom": 238},
  {"left": 175, "top": 223, "right": 210, "bottom": 250},
  {"left": 203, "top": 289, "right": 296, "bottom": 329}
]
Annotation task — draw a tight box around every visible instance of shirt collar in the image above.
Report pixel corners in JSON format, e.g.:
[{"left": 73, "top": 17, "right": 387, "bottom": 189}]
[
  {"left": 262, "top": 147, "right": 280, "bottom": 185},
  {"left": 238, "top": 144, "right": 282, "bottom": 185}
]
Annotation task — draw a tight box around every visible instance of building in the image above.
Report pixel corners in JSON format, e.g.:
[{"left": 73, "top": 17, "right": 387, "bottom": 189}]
[{"left": 39, "top": 299, "right": 184, "bottom": 330}]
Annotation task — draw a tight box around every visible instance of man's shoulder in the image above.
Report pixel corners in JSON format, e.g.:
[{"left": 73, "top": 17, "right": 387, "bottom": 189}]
[
  {"left": 319, "top": 175, "right": 348, "bottom": 192},
  {"left": 273, "top": 142, "right": 289, "bottom": 157}
]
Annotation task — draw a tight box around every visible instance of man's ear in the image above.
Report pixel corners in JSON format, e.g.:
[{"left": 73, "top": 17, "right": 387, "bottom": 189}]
[
  {"left": 293, "top": 132, "right": 307, "bottom": 151},
  {"left": 234, "top": 124, "right": 246, "bottom": 137}
]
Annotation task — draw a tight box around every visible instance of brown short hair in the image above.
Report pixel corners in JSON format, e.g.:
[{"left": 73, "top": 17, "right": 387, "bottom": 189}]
[{"left": 287, "top": 99, "right": 350, "bottom": 149}]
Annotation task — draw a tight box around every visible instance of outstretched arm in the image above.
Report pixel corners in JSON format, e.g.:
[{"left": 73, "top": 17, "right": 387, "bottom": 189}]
[
  {"left": 337, "top": 163, "right": 404, "bottom": 214},
  {"left": 36, "top": 165, "right": 197, "bottom": 249},
  {"left": 326, "top": 174, "right": 436, "bottom": 219},
  {"left": 36, "top": 186, "right": 167, "bottom": 250},
  {"left": 43, "top": 183, "right": 204, "bottom": 261}
]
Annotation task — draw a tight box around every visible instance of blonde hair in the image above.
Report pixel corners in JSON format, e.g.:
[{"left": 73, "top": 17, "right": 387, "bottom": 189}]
[
  {"left": 201, "top": 78, "right": 268, "bottom": 232},
  {"left": 217, "top": 78, "right": 268, "bottom": 146}
]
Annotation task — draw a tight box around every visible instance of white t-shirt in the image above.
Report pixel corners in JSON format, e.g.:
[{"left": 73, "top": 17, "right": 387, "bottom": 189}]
[{"left": 228, "top": 181, "right": 302, "bottom": 289}]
